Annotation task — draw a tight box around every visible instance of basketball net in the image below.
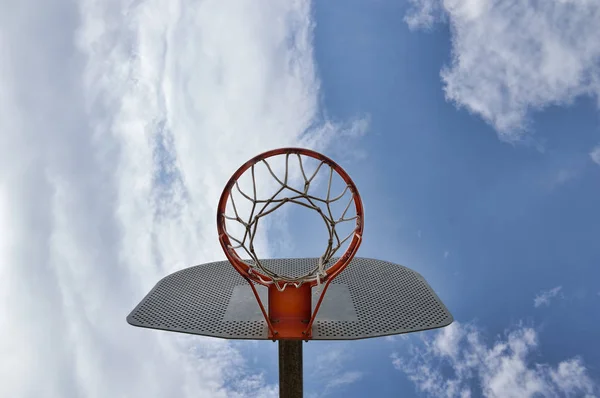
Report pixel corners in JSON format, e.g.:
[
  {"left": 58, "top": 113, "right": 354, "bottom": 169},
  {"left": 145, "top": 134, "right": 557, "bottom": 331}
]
[{"left": 220, "top": 151, "right": 362, "bottom": 291}]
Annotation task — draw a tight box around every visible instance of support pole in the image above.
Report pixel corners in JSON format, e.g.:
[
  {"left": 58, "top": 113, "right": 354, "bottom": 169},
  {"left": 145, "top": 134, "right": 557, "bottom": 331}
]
[{"left": 278, "top": 340, "right": 303, "bottom": 398}]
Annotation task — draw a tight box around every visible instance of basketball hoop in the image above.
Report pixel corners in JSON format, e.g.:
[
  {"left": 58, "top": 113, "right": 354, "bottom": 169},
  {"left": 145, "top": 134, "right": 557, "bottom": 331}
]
[
  {"left": 129, "top": 146, "right": 452, "bottom": 393},
  {"left": 217, "top": 147, "right": 364, "bottom": 339}
]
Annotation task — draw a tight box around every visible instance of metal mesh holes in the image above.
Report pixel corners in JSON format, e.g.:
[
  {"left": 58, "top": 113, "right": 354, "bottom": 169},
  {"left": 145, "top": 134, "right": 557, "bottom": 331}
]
[
  {"left": 128, "top": 262, "right": 267, "bottom": 339},
  {"left": 313, "top": 258, "right": 453, "bottom": 339},
  {"left": 127, "top": 258, "right": 453, "bottom": 340}
]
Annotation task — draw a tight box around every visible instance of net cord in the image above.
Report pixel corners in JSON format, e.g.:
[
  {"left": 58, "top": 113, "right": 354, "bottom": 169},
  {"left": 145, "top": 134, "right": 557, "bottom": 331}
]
[{"left": 222, "top": 153, "right": 360, "bottom": 291}]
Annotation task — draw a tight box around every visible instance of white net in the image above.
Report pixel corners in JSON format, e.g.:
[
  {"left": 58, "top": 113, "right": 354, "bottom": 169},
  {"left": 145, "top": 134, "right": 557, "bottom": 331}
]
[{"left": 221, "top": 152, "right": 362, "bottom": 290}]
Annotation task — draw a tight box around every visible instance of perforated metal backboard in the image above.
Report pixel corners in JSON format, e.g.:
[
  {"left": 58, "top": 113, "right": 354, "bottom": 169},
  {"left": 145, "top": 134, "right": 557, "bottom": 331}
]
[{"left": 127, "top": 257, "right": 453, "bottom": 340}]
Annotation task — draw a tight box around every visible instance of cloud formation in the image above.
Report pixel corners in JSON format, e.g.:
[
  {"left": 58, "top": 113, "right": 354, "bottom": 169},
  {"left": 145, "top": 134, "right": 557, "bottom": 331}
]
[
  {"left": 405, "top": 0, "right": 600, "bottom": 142},
  {"left": 392, "top": 322, "right": 598, "bottom": 397},
  {"left": 533, "top": 286, "right": 563, "bottom": 308},
  {"left": 308, "top": 345, "right": 365, "bottom": 397},
  {"left": 0, "top": 0, "right": 365, "bottom": 397},
  {"left": 591, "top": 145, "right": 600, "bottom": 166}
]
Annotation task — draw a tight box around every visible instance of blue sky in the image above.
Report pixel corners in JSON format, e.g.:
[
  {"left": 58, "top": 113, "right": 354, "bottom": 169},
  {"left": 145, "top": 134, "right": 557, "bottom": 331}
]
[
  {"left": 232, "top": 1, "right": 600, "bottom": 396},
  {"left": 296, "top": 1, "right": 600, "bottom": 397},
  {"left": 1, "top": 0, "right": 599, "bottom": 397}
]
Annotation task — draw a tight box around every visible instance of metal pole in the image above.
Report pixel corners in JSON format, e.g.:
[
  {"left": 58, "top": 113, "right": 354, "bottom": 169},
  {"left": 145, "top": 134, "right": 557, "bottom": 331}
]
[{"left": 278, "top": 340, "right": 303, "bottom": 398}]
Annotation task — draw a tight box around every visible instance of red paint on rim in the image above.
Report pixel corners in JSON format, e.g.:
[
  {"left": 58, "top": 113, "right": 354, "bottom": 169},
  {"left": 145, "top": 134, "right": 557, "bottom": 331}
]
[{"left": 217, "top": 147, "right": 364, "bottom": 286}]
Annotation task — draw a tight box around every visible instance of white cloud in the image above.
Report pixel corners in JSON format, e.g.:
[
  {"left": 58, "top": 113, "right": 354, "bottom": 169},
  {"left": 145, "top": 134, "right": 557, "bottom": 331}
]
[
  {"left": 534, "top": 286, "right": 563, "bottom": 308},
  {"left": 591, "top": 145, "right": 600, "bottom": 166},
  {"left": 405, "top": 0, "right": 600, "bottom": 142},
  {"left": 385, "top": 334, "right": 409, "bottom": 342},
  {"left": 0, "top": 0, "right": 365, "bottom": 397},
  {"left": 554, "top": 169, "right": 577, "bottom": 186},
  {"left": 405, "top": 0, "right": 445, "bottom": 30},
  {"left": 392, "top": 322, "right": 598, "bottom": 398},
  {"left": 326, "top": 371, "right": 364, "bottom": 390},
  {"left": 309, "top": 345, "right": 365, "bottom": 397}
]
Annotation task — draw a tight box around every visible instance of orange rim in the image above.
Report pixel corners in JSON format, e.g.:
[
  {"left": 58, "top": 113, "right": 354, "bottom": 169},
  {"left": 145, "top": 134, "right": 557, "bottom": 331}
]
[{"left": 217, "top": 147, "right": 364, "bottom": 286}]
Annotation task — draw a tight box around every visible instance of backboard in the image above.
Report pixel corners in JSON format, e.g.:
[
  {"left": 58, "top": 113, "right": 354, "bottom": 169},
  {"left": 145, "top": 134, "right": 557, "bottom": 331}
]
[{"left": 127, "top": 257, "right": 453, "bottom": 340}]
